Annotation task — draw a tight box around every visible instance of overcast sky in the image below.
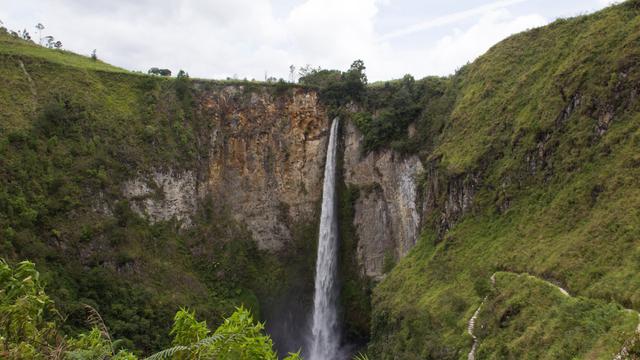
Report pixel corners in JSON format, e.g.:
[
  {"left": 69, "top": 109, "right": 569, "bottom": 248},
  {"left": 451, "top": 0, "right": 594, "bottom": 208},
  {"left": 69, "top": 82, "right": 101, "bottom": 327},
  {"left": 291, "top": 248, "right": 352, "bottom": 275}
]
[{"left": 0, "top": 0, "right": 617, "bottom": 81}]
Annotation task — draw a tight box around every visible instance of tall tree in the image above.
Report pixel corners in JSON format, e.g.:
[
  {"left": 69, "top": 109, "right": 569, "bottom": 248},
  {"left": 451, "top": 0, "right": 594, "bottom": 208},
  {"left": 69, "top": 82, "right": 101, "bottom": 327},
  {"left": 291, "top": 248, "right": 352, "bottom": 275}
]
[
  {"left": 43, "top": 35, "right": 54, "bottom": 48},
  {"left": 35, "top": 23, "right": 44, "bottom": 45},
  {"left": 20, "top": 29, "right": 31, "bottom": 41},
  {"left": 289, "top": 64, "right": 296, "bottom": 83}
]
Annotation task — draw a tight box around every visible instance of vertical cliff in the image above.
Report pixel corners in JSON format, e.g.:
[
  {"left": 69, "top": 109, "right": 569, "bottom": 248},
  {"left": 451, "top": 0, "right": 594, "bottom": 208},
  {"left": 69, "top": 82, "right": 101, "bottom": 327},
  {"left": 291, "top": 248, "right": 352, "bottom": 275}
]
[
  {"left": 119, "top": 82, "right": 429, "bottom": 284},
  {"left": 343, "top": 121, "right": 424, "bottom": 279},
  {"left": 199, "top": 85, "right": 329, "bottom": 251},
  {"left": 119, "top": 85, "right": 331, "bottom": 251}
]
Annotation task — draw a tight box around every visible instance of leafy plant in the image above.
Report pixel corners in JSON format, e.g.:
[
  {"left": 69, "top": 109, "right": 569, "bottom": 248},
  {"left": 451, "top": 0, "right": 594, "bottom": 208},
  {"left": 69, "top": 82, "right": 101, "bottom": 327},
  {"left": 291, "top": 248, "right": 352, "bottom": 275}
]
[
  {"left": 0, "top": 259, "right": 57, "bottom": 358},
  {"left": 65, "top": 327, "right": 136, "bottom": 360},
  {"left": 146, "top": 307, "right": 302, "bottom": 360},
  {"left": 353, "top": 353, "right": 370, "bottom": 360}
]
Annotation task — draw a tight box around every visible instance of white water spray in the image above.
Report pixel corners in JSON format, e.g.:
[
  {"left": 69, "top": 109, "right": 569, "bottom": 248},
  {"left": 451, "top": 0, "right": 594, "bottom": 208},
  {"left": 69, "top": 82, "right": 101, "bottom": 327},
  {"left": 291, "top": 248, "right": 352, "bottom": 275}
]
[{"left": 309, "top": 118, "right": 341, "bottom": 360}]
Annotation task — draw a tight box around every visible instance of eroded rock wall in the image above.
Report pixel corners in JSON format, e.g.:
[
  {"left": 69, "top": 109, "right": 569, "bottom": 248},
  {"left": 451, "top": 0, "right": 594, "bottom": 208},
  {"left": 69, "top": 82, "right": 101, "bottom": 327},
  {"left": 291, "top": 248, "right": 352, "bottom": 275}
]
[
  {"left": 200, "top": 86, "right": 329, "bottom": 250},
  {"left": 121, "top": 85, "right": 330, "bottom": 251},
  {"left": 421, "top": 162, "right": 479, "bottom": 238},
  {"left": 118, "top": 85, "right": 443, "bottom": 278},
  {"left": 343, "top": 121, "right": 424, "bottom": 279},
  {"left": 122, "top": 170, "right": 199, "bottom": 227}
]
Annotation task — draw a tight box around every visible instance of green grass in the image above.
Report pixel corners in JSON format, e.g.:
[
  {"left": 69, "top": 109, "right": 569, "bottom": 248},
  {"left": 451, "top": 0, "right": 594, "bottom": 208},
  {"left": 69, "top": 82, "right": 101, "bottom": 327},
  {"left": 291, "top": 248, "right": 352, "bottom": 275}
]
[
  {"left": 0, "top": 30, "right": 130, "bottom": 73},
  {"left": 476, "top": 272, "right": 636, "bottom": 359},
  {"left": 368, "top": 2, "right": 640, "bottom": 359}
]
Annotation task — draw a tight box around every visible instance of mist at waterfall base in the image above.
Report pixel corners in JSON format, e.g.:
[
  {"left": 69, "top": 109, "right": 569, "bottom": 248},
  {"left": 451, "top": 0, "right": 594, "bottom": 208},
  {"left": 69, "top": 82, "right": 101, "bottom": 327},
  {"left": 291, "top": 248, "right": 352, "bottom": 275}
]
[{"left": 265, "top": 119, "right": 349, "bottom": 359}]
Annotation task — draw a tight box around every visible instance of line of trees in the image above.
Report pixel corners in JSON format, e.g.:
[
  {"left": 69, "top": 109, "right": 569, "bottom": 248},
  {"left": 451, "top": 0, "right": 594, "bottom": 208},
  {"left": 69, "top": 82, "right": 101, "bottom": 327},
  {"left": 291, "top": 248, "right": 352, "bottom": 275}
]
[
  {"left": 35, "top": 23, "right": 62, "bottom": 49},
  {"left": 0, "top": 21, "right": 63, "bottom": 49},
  {"left": 147, "top": 67, "right": 172, "bottom": 77}
]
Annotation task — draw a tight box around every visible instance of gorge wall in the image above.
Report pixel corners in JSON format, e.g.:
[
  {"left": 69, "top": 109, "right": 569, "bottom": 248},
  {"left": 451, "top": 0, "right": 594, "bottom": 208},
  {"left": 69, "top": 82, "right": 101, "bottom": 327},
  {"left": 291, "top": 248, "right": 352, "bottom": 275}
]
[
  {"left": 197, "top": 85, "right": 329, "bottom": 251},
  {"left": 112, "top": 83, "right": 434, "bottom": 353},
  {"left": 120, "top": 85, "right": 329, "bottom": 251},
  {"left": 343, "top": 121, "right": 424, "bottom": 279},
  {"left": 120, "top": 84, "right": 429, "bottom": 280}
]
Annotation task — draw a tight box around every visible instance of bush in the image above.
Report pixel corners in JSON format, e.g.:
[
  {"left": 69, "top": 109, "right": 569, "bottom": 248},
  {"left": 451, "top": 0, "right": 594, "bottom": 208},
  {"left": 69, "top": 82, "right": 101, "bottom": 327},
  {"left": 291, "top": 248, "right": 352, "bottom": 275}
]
[
  {"left": 298, "top": 60, "right": 368, "bottom": 115},
  {"left": 0, "top": 260, "right": 303, "bottom": 359}
]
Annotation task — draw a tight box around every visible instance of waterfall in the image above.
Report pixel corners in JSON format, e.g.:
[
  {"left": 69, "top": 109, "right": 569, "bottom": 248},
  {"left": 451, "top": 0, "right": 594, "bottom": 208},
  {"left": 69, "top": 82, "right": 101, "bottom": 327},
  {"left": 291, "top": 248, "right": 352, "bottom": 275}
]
[{"left": 309, "top": 118, "right": 341, "bottom": 360}]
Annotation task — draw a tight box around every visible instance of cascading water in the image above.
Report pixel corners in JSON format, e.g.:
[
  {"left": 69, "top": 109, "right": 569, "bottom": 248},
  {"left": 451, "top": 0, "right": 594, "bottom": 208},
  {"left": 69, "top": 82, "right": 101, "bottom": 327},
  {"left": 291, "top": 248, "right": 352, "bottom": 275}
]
[{"left": 309, "top": 118, "right": 341, "bottom": 360}]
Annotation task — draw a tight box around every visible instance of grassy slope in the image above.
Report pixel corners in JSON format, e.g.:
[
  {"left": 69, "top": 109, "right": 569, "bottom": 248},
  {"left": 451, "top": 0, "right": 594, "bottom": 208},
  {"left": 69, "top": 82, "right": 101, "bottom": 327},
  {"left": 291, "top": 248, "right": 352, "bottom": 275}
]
[
  {"left": 0, "top": 32, "right": 128, "bottom": 72},
  {"left": 476, "top": 272, "right": 637, "bottom": 359},
  {"left": 0, "top": 30, "right": 308, "bottom": 355},
  {"left": 370, "top": 2, "right": 640, "bottom": 359}
]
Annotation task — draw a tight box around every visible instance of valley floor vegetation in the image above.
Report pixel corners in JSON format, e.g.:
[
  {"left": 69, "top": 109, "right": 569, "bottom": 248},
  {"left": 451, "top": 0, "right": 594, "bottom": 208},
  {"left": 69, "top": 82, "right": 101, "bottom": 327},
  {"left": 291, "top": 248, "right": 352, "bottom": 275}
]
[{"left": 0, "top": 259, "right": 302, "bottom": 359}]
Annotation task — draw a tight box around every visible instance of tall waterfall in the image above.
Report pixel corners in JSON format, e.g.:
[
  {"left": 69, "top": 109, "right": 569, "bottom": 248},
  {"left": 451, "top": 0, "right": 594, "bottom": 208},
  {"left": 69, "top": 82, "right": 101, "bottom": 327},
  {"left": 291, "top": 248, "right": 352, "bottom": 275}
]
[{"left": 309, "top": 118, "right": 341, "bottom": 360}]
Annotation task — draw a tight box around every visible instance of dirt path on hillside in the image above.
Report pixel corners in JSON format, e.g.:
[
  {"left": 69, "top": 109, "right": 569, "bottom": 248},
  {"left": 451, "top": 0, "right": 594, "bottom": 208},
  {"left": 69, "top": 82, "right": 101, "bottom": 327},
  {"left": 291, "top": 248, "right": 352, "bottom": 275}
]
[{"left": 466, "top": 272, "right": 639, "bottom": 360}]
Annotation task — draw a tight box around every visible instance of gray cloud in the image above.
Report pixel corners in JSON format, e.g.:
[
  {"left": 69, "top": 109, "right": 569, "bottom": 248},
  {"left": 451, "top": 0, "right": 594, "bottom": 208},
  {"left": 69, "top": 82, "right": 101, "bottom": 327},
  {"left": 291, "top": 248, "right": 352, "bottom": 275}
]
[{"left": 0, "top": 0, "right": 612, "bottom": 81}]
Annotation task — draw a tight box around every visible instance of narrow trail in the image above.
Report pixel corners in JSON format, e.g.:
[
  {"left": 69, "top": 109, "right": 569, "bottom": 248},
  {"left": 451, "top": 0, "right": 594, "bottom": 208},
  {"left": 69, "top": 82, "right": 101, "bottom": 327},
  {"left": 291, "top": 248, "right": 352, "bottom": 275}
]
[
  {"left": 17, "top": 59, "right": 38, "bottom": 114},
  {"left": 466, "top": 272, "right": 640, "bottom": 360},
  {"left": 467, "top": 296, "right": 486, "bottom": 360},
  {"left": 467, "top": 274, "right": 496, "bottom": 360},
  {"left": 613, "top": 311, "right": 640, "bottom": 360},
  {"left": 18, "top": 60, "right": 37, "bottom": 97}
]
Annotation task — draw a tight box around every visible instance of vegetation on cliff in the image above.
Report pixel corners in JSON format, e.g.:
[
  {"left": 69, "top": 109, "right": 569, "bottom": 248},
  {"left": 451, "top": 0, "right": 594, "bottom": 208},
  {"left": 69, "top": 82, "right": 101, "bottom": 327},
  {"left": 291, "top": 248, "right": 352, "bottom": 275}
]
[
  {"left": 0, "top": 259, "right": 302, "bottom": 359},
  {"left": 360, "top": 1, "right": 640, "bottom": 358},
  {"left": 0, "top": 27, "right": 313, "bottom": 355}
]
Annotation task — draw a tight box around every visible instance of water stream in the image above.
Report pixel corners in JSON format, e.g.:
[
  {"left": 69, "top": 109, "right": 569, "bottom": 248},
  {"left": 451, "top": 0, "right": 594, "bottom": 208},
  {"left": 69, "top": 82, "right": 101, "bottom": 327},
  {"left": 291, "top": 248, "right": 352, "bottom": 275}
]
[{"left": 309, "top": 118, "right": 341, "bottom": 360}]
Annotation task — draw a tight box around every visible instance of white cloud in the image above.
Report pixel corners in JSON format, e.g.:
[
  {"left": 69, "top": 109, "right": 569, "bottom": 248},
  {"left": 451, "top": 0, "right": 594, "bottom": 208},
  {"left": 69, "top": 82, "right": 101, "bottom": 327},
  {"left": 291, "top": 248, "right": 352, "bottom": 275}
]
[
  {"left": 359, "top": 7, "right": 546, "bottom": 80},
  {"left": 0, "top": 0, "right": 606, "bottom": 81},
  {"left": 597, "top": 0, "right": 618, "bottom": 6},
  {"left": 285, "top": 0, "right": 379, "bottom": 70},
  {"left": 405, "top": 9, "right": 547, "bottom": 77},
  {"left": 379, "top": 0, "right": 528, "bottom": 41}
]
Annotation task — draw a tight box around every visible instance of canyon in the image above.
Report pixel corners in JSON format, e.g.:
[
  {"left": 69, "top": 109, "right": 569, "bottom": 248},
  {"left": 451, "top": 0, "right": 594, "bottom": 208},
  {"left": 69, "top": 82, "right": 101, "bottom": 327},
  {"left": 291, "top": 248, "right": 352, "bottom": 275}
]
[
  {"left": 119, "top": 84, "right": 430, "bottom": 281},
  {"left": 2, "top": 1, "right": 640, "bottom": 358}
]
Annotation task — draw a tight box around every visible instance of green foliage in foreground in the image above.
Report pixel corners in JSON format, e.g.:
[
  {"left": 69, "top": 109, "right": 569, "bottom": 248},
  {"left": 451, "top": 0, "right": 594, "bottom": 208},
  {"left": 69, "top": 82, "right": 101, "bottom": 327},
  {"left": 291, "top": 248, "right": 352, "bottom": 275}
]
[
  {"left": 0, "top": 260, "right": 58, "bottom": 358},
  {"left": 0, "top": 259, "right": 301, "bottom": 359},
  {"left": 146, "top": 308, "right": 301, "bottom": 360}
]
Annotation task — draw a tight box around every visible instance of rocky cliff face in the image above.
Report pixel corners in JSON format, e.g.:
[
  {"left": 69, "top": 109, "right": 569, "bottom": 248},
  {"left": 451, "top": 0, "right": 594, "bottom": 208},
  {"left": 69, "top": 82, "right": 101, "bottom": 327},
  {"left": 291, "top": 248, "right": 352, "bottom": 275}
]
[
  {"left": 420, "top": 161, "right": 478, "bottom": 238},
  {"left": 121, "top": 85, "right": 330, "bottom": 251},
  {"left": 118, "top": 85, "right": 435, "bottom": 278},
  {"left": 201, "top": 86, "right": 329, "bottom": 251},
  {"left": 122, "top": 170, "right": 200, "bottom": 227},
  {"left": 343, "top": 121, "right": 424, "bottom": 279}
]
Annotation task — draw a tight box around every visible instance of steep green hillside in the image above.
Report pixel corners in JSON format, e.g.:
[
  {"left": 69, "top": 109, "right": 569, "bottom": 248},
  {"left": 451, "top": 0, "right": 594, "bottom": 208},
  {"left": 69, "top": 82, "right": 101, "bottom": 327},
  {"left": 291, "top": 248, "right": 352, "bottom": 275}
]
[
  {"left": 0, "top": 28, "right": 309, "bottom": 355},
  {"left": 366, "top": 1, "right": 640, "bottom": 358}
]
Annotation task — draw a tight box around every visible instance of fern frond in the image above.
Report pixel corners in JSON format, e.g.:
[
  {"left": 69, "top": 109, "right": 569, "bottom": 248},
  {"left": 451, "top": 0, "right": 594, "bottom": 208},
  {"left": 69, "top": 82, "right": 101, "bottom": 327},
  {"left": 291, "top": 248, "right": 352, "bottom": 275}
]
[
  {"left": 83, "top": 304, "right": 113, "bottom": 353},
  {"left": 143, "top": 333, "right": 235, "bottom": 360},
  {"left": 143, "top": 345, "right": 190, "bottom": 360},
  {"left": 353, "top": 352, "right": 370, "bottom": 360},
  {"left": 191, "top": 333, "right": 230, "bottom": 348}
]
